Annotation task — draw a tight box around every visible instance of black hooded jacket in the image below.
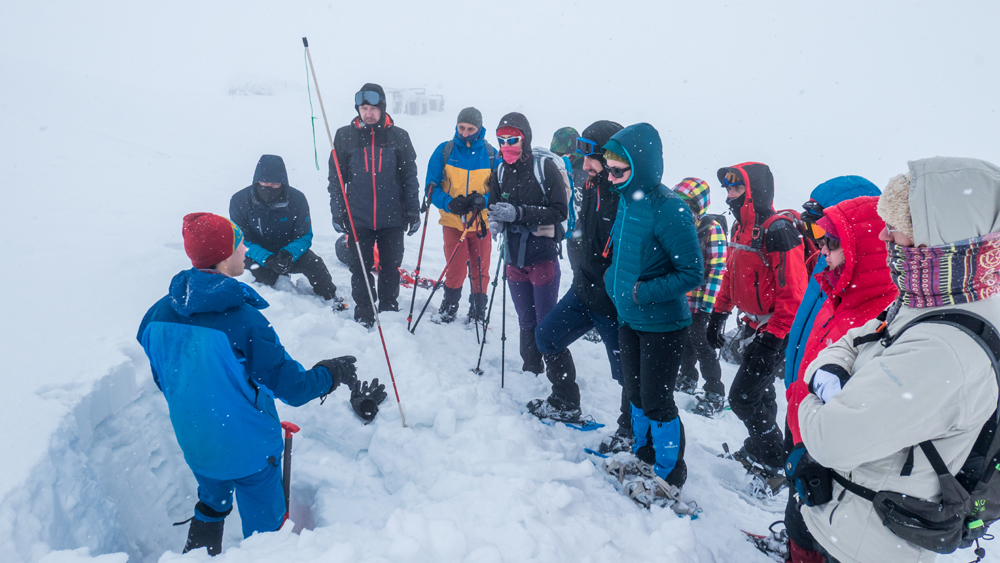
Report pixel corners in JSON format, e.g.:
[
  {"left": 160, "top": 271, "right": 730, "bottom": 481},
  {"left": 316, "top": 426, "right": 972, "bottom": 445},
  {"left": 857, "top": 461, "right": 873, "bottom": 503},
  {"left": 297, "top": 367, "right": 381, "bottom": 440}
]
[
  {"left": 328, "top": 83, "right": 420, "bottom": 231},
  {"left": 489, "top": 112, "right": 569, "bottom": 268},
  {"left": 566, "top": 120, "right": 623, "bottom": 317},
  {"left": 230, "top": 155, "right": 313, "bottom": 265}
]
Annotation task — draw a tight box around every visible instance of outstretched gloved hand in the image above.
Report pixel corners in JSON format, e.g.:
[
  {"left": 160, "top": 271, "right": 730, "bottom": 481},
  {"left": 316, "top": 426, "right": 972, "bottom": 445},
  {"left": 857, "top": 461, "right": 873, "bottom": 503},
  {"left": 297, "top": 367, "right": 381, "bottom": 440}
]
[
  {"left": 313, "top": 355, "right": 358, "bottom": 397},
  {"left": 351, "top": 378, "right": 388, "bottom": 424}
]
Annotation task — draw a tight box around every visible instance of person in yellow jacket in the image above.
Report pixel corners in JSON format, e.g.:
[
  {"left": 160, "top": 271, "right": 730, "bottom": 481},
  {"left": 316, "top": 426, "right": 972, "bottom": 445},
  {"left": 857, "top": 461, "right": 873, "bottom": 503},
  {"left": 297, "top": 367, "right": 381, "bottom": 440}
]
[{"left": 425, "top": 107, "right": 497, "bottom": 324}]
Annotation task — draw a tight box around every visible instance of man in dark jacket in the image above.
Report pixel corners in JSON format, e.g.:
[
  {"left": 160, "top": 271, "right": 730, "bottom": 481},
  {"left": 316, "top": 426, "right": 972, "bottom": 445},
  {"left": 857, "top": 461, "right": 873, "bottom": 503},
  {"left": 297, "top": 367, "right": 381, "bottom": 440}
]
[
  {"left": 230, "top": 155, "right": 346, "bottom": 310},
  {"left": 138, "top": 213, "right": 385, "bottom": 556},
  {"left": 487, "top": 112, "right": 569, "bottom": 375},
  {"left": 329, "top": 83, "right": 421, "bottom": 327},
  {"left": 532, "top": 121, "right": 632, "bottom": 451}
]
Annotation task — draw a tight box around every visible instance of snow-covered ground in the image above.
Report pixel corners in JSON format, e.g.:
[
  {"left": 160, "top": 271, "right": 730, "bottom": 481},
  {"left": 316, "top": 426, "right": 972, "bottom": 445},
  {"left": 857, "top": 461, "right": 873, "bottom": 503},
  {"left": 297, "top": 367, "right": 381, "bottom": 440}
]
[{"left": 2, "top": 1, "right": 998, "bottom": 561}]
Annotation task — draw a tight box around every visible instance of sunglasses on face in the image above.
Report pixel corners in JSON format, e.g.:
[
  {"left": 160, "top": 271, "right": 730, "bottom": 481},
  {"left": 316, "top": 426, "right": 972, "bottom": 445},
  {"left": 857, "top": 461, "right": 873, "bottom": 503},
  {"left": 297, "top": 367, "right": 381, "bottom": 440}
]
[
  {"left": 886, "top": 223, "right": 901, "bottom": 234},
  {"left": 606, "top": 164, "right": 631, "bottom": 179},
  {"left": 575, "top": 137, "right": 600, "bottom": 156},
  {"left": 818, "top": 237, "right": 841, "bottom": 251},
  {"left": 497, "top": 136, "right": 522, "bottom": 146},
  {"left": 355, "top": 90, "right": 382, "bottom": 106}
]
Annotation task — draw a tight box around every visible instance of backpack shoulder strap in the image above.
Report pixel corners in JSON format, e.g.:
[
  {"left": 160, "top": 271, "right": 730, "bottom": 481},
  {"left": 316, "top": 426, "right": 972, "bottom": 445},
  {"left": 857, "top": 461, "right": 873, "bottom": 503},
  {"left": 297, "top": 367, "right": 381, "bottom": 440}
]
[
  {"left": 440, "top": 141, "right": 455, "bottom": 186},
  {"left": 484, "top": 143, "right": 496, "bottom": 171}
]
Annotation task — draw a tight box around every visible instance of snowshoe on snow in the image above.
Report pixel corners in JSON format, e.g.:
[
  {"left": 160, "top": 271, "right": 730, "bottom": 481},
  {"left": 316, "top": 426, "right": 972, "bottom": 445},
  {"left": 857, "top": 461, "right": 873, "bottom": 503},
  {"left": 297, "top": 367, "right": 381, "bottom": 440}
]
[
  {"left": 598, "top": 432, "right": 634, "bottom": 455},
  {"left": 691, "top": 391, "right": 726, "bottom": 418},
  {"left": 582, "top": 328, "right": 602, "bottom": 343},
  {"left": 674, "top": 376, "right": 698, "bottom": 395},
  {"left": 465, "top": 293, "right": 488, "bottom": 325},
  {"left": 330, "top": 296, "right": 349, "bottom": 312},
  {"left": 743, "top": 521, "right": 790, "bottom": 562},
  {"left": 431, "top": 287, "right": 462, "bottom": 324},
  {"left": 719, "top": 443, "right": 788, "bottom": 509},
  {"left": 600, "top": 454, "right": 701, "bottom": 517},
  {"left": 527, "top": 399, "right": 604, "bottom": 431}
]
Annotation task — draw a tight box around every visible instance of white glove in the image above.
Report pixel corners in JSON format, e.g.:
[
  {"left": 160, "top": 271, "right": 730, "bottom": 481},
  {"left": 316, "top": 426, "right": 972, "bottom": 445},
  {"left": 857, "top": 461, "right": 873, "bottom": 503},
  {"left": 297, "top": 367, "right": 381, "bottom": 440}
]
[{"left": 812, "top": 368, "right": 844, "bottom": 403}]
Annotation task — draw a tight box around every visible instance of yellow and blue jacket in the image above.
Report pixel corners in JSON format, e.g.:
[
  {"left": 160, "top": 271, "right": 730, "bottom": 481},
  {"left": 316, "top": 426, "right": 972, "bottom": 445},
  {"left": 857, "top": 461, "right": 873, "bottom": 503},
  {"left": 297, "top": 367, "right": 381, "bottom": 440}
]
[{"left": 426, "top": 127, "right": 496, "bottom": 231}]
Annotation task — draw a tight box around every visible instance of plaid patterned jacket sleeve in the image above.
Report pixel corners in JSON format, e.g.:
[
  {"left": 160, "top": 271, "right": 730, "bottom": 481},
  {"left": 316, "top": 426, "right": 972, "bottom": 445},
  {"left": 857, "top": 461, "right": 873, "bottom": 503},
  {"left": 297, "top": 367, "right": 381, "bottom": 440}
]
[{"left": 686, "top": 221, "right": 728, "bottom": 313}]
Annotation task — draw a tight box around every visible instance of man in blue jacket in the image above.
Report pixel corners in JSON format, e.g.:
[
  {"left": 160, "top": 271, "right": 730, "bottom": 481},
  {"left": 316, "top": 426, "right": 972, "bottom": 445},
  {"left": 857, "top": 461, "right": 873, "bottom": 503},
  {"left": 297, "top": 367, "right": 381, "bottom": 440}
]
[
  {"left": 138, "top": 213, "right": 386, "bottom": 555},
  {"left": 230, "top": 155, "right": 346, "bottom": 310},
  {"left": 603, "top": 123, "right": 703, "bottom": 497}
]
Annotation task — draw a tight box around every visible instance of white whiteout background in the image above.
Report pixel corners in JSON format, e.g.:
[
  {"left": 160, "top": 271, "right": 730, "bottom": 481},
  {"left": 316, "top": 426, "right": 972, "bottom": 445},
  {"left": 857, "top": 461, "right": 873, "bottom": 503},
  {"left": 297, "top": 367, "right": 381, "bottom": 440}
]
[{"left": 1, "top": 1, "right": 998, "bottom": 561}]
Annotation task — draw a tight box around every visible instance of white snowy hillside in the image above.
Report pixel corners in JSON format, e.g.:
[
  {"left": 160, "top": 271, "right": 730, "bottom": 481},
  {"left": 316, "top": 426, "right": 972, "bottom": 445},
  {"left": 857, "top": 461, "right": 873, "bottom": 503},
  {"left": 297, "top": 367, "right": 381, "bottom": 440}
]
[{"left": 2, "top": 1, "right": 999, "bottom": 562}]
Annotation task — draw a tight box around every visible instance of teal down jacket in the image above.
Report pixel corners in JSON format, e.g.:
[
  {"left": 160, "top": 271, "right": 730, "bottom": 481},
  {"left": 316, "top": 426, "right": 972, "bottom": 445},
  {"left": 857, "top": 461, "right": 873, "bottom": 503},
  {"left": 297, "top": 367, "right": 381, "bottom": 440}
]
[{"left": 603, "top": 123, "right": 704, "bottom": 332}]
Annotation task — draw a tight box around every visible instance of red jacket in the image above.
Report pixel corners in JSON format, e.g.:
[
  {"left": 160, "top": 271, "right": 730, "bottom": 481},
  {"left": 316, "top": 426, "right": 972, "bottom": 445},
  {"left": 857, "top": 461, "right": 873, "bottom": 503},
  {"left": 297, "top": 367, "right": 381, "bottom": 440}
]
[
  {"left": 714, "top": 162, "right": 807, "bottom": 339},
  {"left": 786, "top": 196, "right": 898, "bottom": 444}
]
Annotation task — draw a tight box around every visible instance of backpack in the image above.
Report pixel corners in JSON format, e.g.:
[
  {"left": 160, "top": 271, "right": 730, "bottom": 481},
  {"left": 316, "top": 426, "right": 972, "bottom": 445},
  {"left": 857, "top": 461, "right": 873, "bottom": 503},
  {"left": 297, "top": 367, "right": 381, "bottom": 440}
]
[
  {"left": 828, "top": 310, "right": 1000, "bottom": 557},
  {"left": 496, "top": 146, "right": 572, "bottom": 240},
  {"left": 730, "top": 209, "right": 818, "bottom": 269},
  {"left": 561, "top": 155, "right": 583, "bottom": 240}
]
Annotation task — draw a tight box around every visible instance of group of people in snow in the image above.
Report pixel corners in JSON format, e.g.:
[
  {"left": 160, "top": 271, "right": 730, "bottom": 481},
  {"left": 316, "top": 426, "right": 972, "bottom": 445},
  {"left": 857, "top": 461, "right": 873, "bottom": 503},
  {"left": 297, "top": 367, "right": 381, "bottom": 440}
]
[{"left": 137, "top": 82, "right": 1000, "bottom": 562}]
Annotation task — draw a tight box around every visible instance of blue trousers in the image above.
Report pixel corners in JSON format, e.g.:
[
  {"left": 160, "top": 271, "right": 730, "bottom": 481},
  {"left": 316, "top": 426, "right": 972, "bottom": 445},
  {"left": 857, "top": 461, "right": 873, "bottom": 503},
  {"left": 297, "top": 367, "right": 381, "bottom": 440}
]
[
  {"left": 535, "top": 288, "right": 629, "bottom": 433},
  {"left": 193, "top": 458, "right": 286, "bottom": 539}
]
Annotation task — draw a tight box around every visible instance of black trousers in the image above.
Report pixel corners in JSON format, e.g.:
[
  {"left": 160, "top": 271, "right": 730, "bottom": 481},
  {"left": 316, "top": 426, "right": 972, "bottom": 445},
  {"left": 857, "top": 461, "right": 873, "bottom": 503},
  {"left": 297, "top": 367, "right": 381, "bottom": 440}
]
[
  {"left": 620, "top": 325, "right": 686, "bottom": 423},
  {"left": 245, "top": 250, "right": 338, "bottom": 300},
  {"left": 678, "top": 311, "right": 724, "bottom": 396},
  {"left": 346, "top": 227, "right": 404, "bottom": 323},
  {"left": 729, "top": 325, "right": 785, "bottom": 468}
]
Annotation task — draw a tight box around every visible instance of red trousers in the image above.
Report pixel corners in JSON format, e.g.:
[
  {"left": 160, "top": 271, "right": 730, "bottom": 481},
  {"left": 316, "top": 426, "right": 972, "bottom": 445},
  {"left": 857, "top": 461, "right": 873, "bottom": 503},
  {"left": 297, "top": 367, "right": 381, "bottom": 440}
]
[{"left": 442, "top": 226, "right": 491, "bottom": 292}]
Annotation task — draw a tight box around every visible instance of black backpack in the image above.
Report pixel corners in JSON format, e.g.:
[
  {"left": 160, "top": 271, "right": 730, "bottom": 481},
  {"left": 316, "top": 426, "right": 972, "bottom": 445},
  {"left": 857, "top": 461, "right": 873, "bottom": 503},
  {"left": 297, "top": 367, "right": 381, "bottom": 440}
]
[{"left": 832, "top": 310, "right": 1000, "bottom": 558}]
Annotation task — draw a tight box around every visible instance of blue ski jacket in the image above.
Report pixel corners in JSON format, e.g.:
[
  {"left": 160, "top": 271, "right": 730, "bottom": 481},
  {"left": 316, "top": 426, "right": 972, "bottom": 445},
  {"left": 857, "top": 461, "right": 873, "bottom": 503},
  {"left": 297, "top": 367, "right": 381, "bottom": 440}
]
[
  {"left": 137, "top": 268, "right": 334, "bottom": 479},
  {"left": 603, "top": 123, "right": 703, "bottom": 333},
  {"left": 783, "top": 175, "right": 881, "bottom": 388},
  {"left": 425, "top": 126, "right": 496, "bottom": 231}
]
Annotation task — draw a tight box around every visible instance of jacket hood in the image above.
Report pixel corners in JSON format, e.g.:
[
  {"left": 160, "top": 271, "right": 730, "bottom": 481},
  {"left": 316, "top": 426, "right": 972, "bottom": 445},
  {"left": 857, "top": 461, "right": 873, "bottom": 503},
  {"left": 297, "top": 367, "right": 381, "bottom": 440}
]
[
  {"left": 816, "top": 196, "right": 895, "bottom": 305},
  {"left": 603, "top": 122, "right": 663, "bottom": 198},
  {"left": 253, "top": 155, "right": 289, "bottom": 186},
  {"left": 168, "top": 268, "right": 268, "bottom": 317},
  {"left": 672, "top": 177, "right": 710, "bottom": 219},
  {"left": 453, "top": 124, "right": 486, "bottom": 147},
  {"left": 355, "top": 82, "right": 387, "bottom": 114},
  {"left": 497, "top": 112, "right": 533, "bottom": 149},
  {"left": 809, "top": 175, "right": 880, "bottom": 208},
  {"left": 907, "top": 157, "right": 1000, "bottom": 246},
  {"left": 718, "top": 162, "right": 774, "bottom": 218}
]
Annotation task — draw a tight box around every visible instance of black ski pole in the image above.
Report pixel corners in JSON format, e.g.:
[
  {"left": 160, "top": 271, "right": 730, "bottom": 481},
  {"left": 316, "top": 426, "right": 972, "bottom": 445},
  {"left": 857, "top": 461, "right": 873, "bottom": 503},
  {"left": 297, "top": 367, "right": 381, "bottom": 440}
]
[
  {"left": 473, "top": 254, "right": 484, "bottom": 344},
  {"left": 407, "top": 186, "right": 433, "bottom": 331},
  {"left": 281, "top": 421, "right": 300, "bottom": 522},
  {"left": 501, "top": 243, "right": 508, "bottom": 389},
  {"left": 304, "top": 36, "right": 406, "bottom": 427},
  {"left": 471, "top": 230, "right": 506, "bottom": 374}
]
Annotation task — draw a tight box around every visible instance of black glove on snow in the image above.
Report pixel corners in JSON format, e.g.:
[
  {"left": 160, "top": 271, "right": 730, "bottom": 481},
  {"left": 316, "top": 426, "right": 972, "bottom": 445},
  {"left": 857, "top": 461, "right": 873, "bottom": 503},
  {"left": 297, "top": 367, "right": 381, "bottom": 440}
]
[
  {"left": 706, "top": 312, "right": 729, "bottom": 349},
  {"left": 468, "top": 193, "right": 487, "bottom": 213},
  {"left": 743, "top": 332, "right": 784, "bottom": 379},
  {"left": 350, "top": 378, "right": 388, "bottom": 424},
  {"left": 406, "top": 216, "right": 421, "bottom": 236},
  {"left": 313, "top": 356, "right": 358, "bottom": 400},
  {"left": 448, "top": 195, "right": 472, "bottom": 215}
]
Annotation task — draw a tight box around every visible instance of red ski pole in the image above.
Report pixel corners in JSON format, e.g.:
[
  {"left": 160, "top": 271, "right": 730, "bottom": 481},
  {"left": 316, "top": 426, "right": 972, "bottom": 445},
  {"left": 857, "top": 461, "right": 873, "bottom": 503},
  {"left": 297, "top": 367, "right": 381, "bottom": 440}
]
[
  {"left": 281, "top": 421, "right": 301, "bottom": 523},
  {"left": 304, "top": 37, "right": 406, "bottom": 427},
  {"left": 409, "top": 216, "right": 478, "bottom": 335},
  {"left": 407, "top": 186, "right": 433, "bottom": 331}
]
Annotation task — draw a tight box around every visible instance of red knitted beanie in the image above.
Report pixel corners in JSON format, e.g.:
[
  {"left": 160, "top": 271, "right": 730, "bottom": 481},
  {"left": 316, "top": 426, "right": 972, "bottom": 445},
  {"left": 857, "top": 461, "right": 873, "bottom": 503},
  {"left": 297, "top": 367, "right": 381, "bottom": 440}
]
[
  {"left": 496, "top": 126, "right": 523, "bottom": 138},
  {"left": 182, "top": 213, "right": 244, "bottom": 269}
]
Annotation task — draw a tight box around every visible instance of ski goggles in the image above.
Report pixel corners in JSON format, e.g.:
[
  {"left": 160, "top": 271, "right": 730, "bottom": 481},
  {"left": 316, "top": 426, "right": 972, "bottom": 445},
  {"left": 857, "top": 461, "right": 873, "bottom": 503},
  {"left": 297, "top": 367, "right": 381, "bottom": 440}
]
[
  {"left": 801, "top": 200, "right": 824, "bottom": 224},
  {"left": 355, "top": 90, "right": 382, "bottom": 106},
  {"left": 575, "top": 137, "right": 600, "bottom": 156},
  {"left": 606, "top": 164, "right": 631, "bottom": 179},
  {"left": 806, "top": 221, "right": 827, "bottom": 241},
  {"left": 720, "top": 171, "right": 744, "bottom": 188},
  {"left": 497, "top": 136, "right": 523, "bottom": 146},
  {"left": 817, "top": 236, "right": 841, "bottom": 251}
]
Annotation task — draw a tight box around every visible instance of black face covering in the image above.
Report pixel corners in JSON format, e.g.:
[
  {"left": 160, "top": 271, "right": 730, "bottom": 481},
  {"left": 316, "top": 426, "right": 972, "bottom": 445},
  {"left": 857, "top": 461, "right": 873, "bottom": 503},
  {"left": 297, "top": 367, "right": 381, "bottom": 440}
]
[
  {"left": 254, "top": 183, "right": 285, "bottom": 204},
  {"left": 726, "top": 193, "right": 745, "bottom": 215}
]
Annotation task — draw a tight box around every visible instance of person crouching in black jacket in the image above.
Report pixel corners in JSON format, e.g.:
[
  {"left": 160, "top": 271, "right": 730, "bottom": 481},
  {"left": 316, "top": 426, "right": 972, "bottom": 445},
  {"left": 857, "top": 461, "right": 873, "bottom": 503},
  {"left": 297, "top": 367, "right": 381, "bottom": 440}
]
[{"left": 230, "top": 154, "right": 346, "bottom": 310}]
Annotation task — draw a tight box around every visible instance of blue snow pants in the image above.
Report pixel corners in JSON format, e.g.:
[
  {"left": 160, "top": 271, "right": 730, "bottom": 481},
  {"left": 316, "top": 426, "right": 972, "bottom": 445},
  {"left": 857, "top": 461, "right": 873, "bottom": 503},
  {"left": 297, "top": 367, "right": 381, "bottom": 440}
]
[{"left": 192, "top": 458, "right": 286, "bottom": 538}]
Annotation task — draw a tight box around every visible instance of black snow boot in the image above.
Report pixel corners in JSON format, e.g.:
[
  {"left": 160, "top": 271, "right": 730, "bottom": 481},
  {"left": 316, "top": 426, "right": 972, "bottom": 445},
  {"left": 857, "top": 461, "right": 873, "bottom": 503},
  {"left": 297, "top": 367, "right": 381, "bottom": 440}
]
[
  {"left": 519, "top": 328, "right": 544, "bottom": 374},
  {"left": 466, "top": 292, "right": 488, "bottom": 324},
  {"left": 436, "top": 287, "right": 462, "bottom": 324},
  {"left": 543, "top": 349, "right": 580, "bottom": 408},
  {"left": 182, "top": 518, "right": 225, "bottom": 556}
]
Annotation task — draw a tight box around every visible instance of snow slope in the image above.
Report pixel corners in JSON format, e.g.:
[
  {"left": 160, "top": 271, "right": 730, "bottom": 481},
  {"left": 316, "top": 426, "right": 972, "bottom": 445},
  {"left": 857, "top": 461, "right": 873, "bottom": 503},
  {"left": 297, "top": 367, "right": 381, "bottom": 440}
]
[{"left": 1, "top": 0, "right": 998, "bottom": 561}]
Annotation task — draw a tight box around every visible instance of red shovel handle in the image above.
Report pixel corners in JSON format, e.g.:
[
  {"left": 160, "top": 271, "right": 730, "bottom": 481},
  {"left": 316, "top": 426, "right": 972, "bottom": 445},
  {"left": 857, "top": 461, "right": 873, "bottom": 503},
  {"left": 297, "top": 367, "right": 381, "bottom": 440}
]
[{"left": 281, "top": 421, "right": 301, "bottom": 439}]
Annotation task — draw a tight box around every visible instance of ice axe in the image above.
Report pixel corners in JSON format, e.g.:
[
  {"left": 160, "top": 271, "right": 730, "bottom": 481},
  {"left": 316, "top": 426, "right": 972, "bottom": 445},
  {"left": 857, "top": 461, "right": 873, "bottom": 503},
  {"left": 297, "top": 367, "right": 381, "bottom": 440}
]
[{"left": 281, "top": 421, "right": 301, "bottom": 522}]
